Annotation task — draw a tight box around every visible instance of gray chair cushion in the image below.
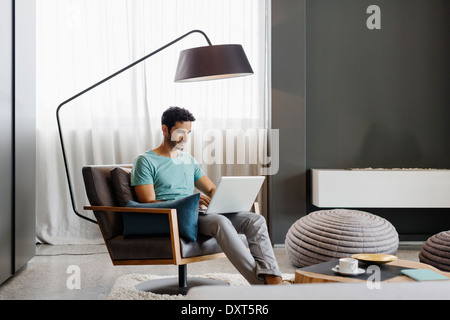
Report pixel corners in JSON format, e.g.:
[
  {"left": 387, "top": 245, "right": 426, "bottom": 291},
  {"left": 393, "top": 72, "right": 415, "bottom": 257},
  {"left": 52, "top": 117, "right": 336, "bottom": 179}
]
[
  {"left": 83, "top": 165, "right": 130, "bottom": 239},
  {"left": 107, "top": 234, "right": 225, "bottom": 261},
  {"left": 110, "top": 166, "right": 137, "bottom": 206}
]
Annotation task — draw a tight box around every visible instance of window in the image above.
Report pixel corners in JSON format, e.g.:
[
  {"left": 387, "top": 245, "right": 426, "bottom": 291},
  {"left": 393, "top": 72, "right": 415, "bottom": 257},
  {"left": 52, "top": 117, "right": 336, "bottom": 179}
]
[{"left": 36, "top": 0, "right": 270, "bottom": 244}]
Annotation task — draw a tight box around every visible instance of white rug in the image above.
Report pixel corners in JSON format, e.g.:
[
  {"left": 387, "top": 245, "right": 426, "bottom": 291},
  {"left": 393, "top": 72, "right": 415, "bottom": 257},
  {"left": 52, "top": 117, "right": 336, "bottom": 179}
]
[{"left": 108, "top": 273, "right": 294, "bottom": 300}]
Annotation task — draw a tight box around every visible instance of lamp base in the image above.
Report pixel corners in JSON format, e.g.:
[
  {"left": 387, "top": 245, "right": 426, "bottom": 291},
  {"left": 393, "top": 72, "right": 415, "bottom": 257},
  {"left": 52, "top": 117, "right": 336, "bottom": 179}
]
[{"left": 135, "top": 277, "right": 228, "bottom": 295}]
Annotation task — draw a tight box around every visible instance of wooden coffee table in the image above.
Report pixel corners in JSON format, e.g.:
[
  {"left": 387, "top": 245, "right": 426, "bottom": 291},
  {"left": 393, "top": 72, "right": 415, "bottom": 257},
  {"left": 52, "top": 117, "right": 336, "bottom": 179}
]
[{"left": 295, "top": 259, "right": 450, "bottom": 284}]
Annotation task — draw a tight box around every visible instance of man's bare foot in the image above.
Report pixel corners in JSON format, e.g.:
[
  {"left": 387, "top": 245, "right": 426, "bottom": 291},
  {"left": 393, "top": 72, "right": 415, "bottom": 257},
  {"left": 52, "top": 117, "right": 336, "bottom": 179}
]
[{"left": 264, "top": 274, "right": 282, "bottom": 285}]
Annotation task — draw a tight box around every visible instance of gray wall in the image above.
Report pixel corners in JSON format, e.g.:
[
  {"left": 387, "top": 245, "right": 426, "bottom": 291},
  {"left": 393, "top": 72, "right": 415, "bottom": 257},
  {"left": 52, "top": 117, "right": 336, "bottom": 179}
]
[
  {"left": 270, "top": 0, "right": 307, "bottom": 244},
  {"left": 0, "top": 0, "right": 14, "bottom": 284},
  {"left": 307, "top": 0, "right": 450, "bottom": 170},
  {"left": 0, "top": 0, "right": 36, "bottom": 285},
  {"left": 14, "top": 0, "right": 36, "bottom": 272},
  {"left": 270, "top": 0, "right": 450, "bottom": 243}
]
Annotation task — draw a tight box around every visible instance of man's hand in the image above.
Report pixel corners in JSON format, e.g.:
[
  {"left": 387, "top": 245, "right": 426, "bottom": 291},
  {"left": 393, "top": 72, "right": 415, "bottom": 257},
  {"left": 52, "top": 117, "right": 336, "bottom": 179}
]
[
  {"left": 199, "top": 194, "right": 211, "bottom": 209},
  {"left": 195, "top": 176, "right": 216, "bottom": 210}
]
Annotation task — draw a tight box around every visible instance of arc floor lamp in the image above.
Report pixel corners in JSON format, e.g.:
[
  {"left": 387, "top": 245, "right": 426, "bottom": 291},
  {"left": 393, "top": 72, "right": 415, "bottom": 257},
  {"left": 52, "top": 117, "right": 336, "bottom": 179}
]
[{"left": 56, "top": 29, "right": 253, "bottom": 224}]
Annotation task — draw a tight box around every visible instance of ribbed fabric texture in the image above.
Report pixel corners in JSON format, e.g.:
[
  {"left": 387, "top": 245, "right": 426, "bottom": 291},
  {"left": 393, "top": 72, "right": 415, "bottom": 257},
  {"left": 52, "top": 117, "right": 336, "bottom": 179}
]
[{"left": 285, "top": 209, "right": 399, "bottom": 267}]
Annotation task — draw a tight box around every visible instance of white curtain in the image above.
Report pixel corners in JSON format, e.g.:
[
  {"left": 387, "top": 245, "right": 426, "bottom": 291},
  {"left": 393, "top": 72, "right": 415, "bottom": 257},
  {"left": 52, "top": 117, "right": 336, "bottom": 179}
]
[{"left": 36, "top": 0, "right": 270, "bottom": 244}]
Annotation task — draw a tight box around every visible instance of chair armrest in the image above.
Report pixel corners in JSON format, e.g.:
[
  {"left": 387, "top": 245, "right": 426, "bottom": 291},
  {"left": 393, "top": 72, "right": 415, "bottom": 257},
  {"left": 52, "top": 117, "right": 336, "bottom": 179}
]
[
  {"left": 84, "top": 205, "right": 175, "bottom": 215},
  {"left": 84, "top": 205, "right": 183, "bottom": 264},
  {"left": 252, "top": 202, "right": 260, "bottom": 215}
]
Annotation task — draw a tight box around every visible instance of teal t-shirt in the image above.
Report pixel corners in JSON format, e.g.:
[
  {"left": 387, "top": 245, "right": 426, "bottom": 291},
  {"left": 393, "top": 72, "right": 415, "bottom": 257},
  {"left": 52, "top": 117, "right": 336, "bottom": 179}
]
[{"left": 130, "top": 150, "right": 205, "bottom": 201}]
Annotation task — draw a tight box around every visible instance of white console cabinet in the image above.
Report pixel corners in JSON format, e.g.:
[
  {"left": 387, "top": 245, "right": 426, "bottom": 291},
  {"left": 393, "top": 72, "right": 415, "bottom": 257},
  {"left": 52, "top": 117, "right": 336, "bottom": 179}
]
[{"left": 312, "top": 169, "right": 450, "bottom": 208}]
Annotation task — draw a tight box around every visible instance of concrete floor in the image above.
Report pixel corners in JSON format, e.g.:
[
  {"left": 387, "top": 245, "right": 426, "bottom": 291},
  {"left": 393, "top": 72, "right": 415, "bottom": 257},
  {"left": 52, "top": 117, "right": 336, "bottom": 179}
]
[{"left": 0, "top": 243, "right": 421, "bottom": 300}]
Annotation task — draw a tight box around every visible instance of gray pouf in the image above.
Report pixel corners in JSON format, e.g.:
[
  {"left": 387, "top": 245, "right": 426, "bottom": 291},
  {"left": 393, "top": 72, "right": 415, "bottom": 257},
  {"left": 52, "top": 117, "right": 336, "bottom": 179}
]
[
  {"left": 285, "top": 209, "right": 399, "bottom": 267},
  {"left": 419, "top": 231, "right": 450, "bottom": 272}
]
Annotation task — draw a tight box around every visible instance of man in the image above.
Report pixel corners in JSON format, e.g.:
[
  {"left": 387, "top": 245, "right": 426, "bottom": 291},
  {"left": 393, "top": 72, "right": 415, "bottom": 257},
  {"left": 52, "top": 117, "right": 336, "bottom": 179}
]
[{"left": 130, "top": 106, "right": 283, "bottom": 285}]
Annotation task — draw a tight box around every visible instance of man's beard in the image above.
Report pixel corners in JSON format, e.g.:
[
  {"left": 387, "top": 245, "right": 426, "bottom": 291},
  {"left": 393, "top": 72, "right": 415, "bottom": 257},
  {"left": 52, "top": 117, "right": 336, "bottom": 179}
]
[{"left": 168, "top": 139, "right": 186, "bottom": 150}]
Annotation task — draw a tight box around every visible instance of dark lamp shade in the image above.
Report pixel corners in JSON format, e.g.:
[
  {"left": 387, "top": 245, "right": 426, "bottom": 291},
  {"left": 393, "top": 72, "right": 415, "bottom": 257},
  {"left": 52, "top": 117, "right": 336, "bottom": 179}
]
[{"left": 174, "top": 44, "right": 253, "bottom": 82}]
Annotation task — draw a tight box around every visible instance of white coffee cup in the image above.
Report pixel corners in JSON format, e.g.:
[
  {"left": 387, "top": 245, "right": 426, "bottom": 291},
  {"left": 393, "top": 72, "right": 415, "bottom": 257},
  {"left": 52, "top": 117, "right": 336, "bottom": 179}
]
[{"left": 339, "top": 258, "right": 358, "bottom": 273}]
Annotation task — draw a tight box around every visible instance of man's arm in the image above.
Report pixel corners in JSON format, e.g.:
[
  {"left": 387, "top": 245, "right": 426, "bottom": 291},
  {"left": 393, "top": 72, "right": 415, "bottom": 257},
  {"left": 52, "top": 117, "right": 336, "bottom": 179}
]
[
  {"left": 134, "top": 184, "right": 160, "bottom": 203},
  {"left": 195, "top": 175, "right": 216, "bottom": 208}
]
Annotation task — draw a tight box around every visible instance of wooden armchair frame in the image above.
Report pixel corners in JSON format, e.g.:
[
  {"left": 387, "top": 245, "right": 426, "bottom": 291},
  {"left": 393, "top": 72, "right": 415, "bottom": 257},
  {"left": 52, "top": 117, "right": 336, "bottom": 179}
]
[
  {"left": 82, "top": 164, "right": 258, "bottom": 294},
  {"left": 84, "top": 203, "right": 258, "bottom": 294},
  {"left": 84, "top": 205, "right": 226, "bottom": 266}
]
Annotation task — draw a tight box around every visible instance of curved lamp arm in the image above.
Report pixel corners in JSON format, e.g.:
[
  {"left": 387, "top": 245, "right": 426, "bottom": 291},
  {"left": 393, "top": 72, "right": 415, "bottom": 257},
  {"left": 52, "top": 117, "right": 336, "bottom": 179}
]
[{"left": 56, "top": 29, "right": 253, "bottom": 224}]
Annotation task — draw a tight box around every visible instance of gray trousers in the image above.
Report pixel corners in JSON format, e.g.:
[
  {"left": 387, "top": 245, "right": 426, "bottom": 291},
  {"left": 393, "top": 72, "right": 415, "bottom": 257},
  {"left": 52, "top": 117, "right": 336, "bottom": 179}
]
[{"left": 198, "top": 211, "right": 282, "bottom": 285}]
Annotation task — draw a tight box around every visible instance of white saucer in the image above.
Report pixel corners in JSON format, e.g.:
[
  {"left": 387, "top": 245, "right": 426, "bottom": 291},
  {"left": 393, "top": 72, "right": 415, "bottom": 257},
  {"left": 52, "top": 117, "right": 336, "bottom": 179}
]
[{"left": 332, "top": 265, "right": 365, "bottom": 276}]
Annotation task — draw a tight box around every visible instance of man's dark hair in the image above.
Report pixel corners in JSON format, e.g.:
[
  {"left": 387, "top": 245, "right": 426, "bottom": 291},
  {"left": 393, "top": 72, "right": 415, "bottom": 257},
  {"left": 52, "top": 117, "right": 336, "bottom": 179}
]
[{"left": 161, "top": 106, "right": 196, "bottom": 132}]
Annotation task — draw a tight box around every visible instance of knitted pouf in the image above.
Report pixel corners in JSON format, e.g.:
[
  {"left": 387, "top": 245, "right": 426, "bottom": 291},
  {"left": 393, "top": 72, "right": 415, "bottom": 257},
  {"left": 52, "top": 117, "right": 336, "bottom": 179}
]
[
  {"left": 285, "top": 209, "right": 399, "bottom": 267},
  {"left": 419, "top": 231, "right": 450, "bottom": 272}
]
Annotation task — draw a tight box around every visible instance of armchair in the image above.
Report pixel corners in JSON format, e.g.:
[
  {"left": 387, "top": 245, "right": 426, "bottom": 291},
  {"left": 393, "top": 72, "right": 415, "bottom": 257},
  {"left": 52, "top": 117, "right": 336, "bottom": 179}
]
[{"left": 82, "top": 164, "right": 248, "bottom": 295}]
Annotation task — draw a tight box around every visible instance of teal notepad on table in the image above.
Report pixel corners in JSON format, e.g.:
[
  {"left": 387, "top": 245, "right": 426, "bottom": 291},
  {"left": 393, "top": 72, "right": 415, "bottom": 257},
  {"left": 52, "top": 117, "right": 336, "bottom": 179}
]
[{"left": 401, "top": 269, "right": 450, "bottom": 281}]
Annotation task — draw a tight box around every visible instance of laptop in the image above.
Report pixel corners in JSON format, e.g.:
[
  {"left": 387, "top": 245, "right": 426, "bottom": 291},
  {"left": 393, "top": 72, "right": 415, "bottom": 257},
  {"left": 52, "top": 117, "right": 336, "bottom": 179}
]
[{"left": 199, "top": 176, "right": 265, "bottom": 214}]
